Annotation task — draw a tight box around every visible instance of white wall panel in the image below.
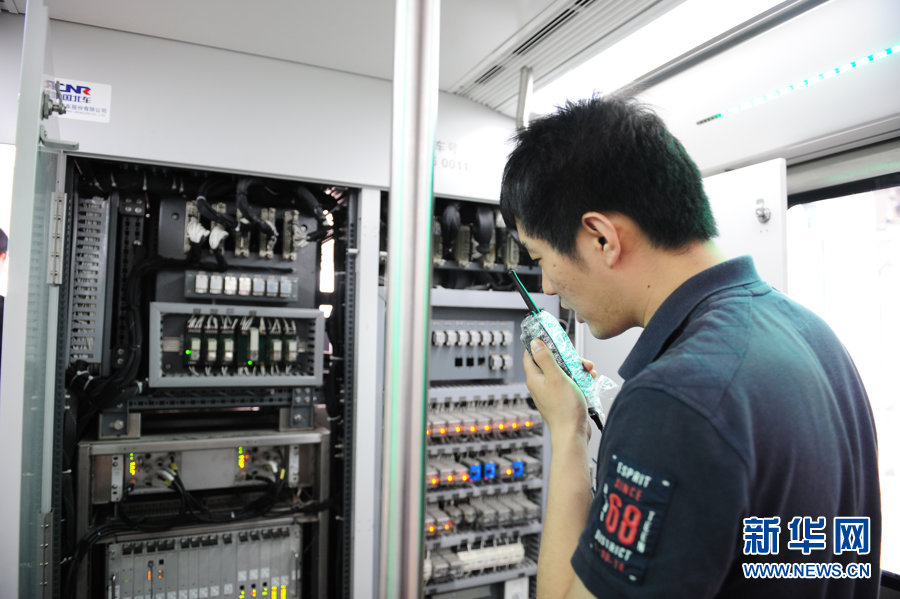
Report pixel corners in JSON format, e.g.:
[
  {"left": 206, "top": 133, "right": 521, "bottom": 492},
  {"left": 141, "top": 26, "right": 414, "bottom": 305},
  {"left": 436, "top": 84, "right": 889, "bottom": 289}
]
[{"left": 36, "top": 20, "right": 514, "bottom": 199}]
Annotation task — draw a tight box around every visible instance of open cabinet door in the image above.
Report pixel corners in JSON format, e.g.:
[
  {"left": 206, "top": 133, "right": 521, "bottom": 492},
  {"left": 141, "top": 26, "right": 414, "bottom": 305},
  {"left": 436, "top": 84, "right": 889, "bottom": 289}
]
[
  {"left": 575, "top": 158, "right": 788, "bottom": 408},
  {"left": 0, "top": 3, "right": 71, "bottom": 595}
]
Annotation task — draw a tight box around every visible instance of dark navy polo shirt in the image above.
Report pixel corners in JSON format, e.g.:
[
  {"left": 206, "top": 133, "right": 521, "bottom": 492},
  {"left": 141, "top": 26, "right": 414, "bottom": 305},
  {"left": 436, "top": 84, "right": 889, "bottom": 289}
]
[{"left": 571, "top": 256, "right": 881, "bottom": 598}]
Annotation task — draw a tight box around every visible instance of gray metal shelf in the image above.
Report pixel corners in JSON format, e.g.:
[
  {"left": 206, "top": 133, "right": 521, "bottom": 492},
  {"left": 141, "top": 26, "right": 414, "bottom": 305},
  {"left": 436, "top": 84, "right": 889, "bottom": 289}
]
[
  {"left": 425, "top": 522, "right": 543, "bottom": 550},
  {"left": 425, "top": 559, "right": 538, "bottom": 595}
]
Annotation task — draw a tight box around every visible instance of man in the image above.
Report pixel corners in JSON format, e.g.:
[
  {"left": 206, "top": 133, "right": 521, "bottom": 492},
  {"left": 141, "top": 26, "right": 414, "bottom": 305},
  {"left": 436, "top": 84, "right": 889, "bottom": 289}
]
[{"left": 499, "top": 96, "right": 880, "bottom": 598}]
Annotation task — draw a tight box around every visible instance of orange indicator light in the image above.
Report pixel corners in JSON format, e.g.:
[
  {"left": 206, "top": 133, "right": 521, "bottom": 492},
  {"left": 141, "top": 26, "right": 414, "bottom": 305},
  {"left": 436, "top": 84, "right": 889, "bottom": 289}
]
[
  {"left": 444, "top": 523, "right": 451, "bottom": 530},
  {"left": 483, "top": 425, "right": 491, "bottom": 431},
  {"left": 455, "top": 426, "right": 462, "bottom": 433},
  {"left": 512, "top": 423, "right": 519, "bottom": 429},
  {"left": 430, "top": 477, "right": 439, "bottom": 485},
  {"left": 525, "top": 421, "right": 533, "bottom": 427},
  {"left": 498, "top": 423, "right": 505, "bottom": 430},
  {"left": 426, "top": 429, "right": 431, "bottom": 436},
  {"left": 446, "top": 475, "right": 454, "bottom": 482},
  {"left": 428, "top": 525, "right": 436, "bottom": 533},
  {"left": 506, "top": 468, "right": 513, "bottom": 476},
  {"left": 469, "top": 426, "right": 477, "bottom": 433},
  {"left": 461, "top": 474, "right": 469, "bottom": 482},
  {"left": 148, "top": 570, "right": 152, "bottom": 581},
  {"left": 439, "top": 427, "right": 446, "bottom": 435}
]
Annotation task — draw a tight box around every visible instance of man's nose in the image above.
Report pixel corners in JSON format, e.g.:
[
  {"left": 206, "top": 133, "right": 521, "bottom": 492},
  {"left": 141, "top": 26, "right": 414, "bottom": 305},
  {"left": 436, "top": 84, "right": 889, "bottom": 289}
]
[{"left": 541, "top": 274, "right": 556, "bottom": 296}]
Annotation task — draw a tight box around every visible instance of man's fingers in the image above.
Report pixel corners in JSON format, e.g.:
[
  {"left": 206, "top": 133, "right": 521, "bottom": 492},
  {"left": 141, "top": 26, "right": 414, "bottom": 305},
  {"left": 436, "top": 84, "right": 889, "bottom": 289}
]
[{"left": 530, "top": 339, "right": 564, "bottom": 377}]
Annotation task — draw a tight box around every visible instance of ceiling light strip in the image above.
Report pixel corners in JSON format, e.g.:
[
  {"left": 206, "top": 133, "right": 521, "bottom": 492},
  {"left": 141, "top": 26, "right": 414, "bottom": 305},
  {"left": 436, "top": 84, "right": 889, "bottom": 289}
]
[{"left": 696, "top": 44, "right": 898, "bottom": 126}]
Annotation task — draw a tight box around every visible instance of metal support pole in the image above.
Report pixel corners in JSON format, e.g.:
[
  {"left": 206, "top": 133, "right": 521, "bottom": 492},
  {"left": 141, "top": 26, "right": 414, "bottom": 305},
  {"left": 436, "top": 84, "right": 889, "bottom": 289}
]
[
  {"left": 516, "top": 66, "right": 534, "bottom": 131},
  {"left": 379, "top": 0, "right": 440, "bottom": 597}
]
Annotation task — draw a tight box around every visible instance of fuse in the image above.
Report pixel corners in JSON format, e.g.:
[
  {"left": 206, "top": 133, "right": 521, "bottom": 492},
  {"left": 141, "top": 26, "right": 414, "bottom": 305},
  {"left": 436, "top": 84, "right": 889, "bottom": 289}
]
[
  {"left": 224, "top": 275, "right": 238, "bottom": 295},
  {"left": 269, "top": 338, "right": 283, "bottom": 364},
  {"left": 279, "top": 278, "right": 293, "bottom": 298},
  {"left": 285, "top": 339, "right": 298, "bottom": 363},
  {"left": 222, "top": 337, "right": 235, "bottom": 365},
  {"left": 185, "top": 336, "right": 201, "bottom": 365},
  {"left": 249, "top": 327, "right": 260, "bottom": 362},
  {"left": 195, "top": 272, "right": 209, "bottom": 294},
  {"left": 266, "top": 277, "right": 279, "bottom": 297},
  {"left": 209, "top": 274, "right": 224, "bottom": 295},
  {"left": 238, "top": 275, "right": 252, "bottom": 297}
]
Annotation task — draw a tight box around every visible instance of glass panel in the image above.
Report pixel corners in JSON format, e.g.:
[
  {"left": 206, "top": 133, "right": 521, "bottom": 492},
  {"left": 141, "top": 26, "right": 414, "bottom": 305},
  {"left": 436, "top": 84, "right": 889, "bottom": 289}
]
[{"left": 787, "top": 185, "right": 900, "bottom": 576}]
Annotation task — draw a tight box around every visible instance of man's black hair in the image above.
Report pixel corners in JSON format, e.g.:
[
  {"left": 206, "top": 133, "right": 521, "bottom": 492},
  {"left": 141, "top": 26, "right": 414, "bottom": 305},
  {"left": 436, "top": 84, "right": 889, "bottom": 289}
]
[
  {"left": 500, "top": 95, "right": 718, "bottom": 256},
  {"left": 0, "top": 228, "right": 7, "bottom": 255}
]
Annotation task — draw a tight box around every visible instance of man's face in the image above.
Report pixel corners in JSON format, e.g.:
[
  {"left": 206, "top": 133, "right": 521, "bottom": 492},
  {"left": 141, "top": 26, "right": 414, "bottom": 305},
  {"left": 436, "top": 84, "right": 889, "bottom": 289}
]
[{"left": 516, "top": 225, "right": 628, "bottom": 340}]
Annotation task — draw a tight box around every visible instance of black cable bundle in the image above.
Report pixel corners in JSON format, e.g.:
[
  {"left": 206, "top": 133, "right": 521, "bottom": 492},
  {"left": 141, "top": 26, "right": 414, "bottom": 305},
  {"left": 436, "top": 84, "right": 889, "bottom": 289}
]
[
  {"left": 294, "top": 184, "right": 330, "bottom": 243},
  {"left": 472, "top": 206, "right": 495, "bottom": 256},
  {"left": 440, "top": 203, "right": 461, "bottom": 259},
  {"left": 236, "top": 178, "right": 278, "bottom": 238}
]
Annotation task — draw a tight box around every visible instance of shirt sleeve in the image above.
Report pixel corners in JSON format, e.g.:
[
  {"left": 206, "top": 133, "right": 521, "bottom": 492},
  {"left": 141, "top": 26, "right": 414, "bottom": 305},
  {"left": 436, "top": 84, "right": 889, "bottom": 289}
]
[{"left": 571, "top": 386, "right": 750, "bottom": 598}]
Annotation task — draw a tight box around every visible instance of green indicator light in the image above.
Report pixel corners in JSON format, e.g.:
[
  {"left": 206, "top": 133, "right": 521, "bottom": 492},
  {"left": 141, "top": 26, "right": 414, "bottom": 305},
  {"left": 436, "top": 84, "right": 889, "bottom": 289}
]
[
  {"left": 185, "top": 349, "right": 192, "bottom": 355},
  {"left": 248, "top": 360, "right": 253, "bottom": 366},
  {"left": 697, "top": 43, "right": 898, "bottom": 126},
  {"left": 238, "top": 446, "right": 244, "bottom": 454}
]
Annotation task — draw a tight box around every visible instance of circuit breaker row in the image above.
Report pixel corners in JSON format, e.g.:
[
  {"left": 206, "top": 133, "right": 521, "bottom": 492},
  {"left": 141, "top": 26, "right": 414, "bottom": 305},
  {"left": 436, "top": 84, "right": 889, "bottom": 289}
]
[
  {"left": 425, "top": 490, "right": 540, "bottom": 536},
  {"left": 424, "top": 542, "right": 526, "bottom": 584},
  {"left": 426, "top": 450, "right": 541, "bottom": 489},
  {"left": 150, "top": 303, "right": 324, "bottom": 388},
  {"left": 181, "top": 314, "right": 312, "bottom": 373},
  {"left": 185, "top": 271, "right": 302, "bottom": 303},
  {"left": 426, "top": 402, "right": 541, "bottom": 440}
]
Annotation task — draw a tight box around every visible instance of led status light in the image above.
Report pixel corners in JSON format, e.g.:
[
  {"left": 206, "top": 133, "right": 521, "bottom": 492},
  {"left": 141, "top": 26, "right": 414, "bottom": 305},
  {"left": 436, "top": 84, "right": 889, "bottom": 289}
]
[
  {"left": 430, "top": 477, "right": 439, "bottom": 486},
  {"left": 446, "top": 474, "right": 455, "bottom": 483},
  {"left": 427, "top": 525, "right": 436, "bottom": 534},
  {"left": 506, "top": 468, "right": 514, "bottom": 476},
  {"left": 525, "top": 421, "right": 534, "bottom": 428},
  {"left": 469, "top": 425, "right": 478, "bottom": 433},
  {"left": 483, "top": 425, "right": 492, "bottom": 432},
  {"left": 498, "top": 423, "right": 506, "bottom": 430},
  {"left": 443, "top": 522, "right": 452, "bottom": 531},
  {"left": 511, "top": 423, "right": 519, "bottom": 429},
  {"left": 455, "top": 426, "right": 462, "bottom": 433},
  {"left": 439, "top": 427, "right": 447, "bottom": 435},
  {"left": 281, "top": 586, "right": 287, "bottom": 599},
  {"left": 697, "top": 43, "right": 899, "bottom": 125}
]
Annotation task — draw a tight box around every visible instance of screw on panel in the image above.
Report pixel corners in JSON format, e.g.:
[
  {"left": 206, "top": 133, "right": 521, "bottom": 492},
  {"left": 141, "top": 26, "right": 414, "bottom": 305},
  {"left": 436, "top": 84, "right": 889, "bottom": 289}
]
[{"left": 110, "top": 420, "right": 125, "bottom": 431}]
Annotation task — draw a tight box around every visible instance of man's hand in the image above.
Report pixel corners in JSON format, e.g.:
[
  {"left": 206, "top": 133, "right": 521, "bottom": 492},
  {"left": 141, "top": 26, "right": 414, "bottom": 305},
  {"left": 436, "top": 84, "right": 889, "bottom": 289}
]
[{"left": 522, "top": 339, "right": 592, "bottom": 441}]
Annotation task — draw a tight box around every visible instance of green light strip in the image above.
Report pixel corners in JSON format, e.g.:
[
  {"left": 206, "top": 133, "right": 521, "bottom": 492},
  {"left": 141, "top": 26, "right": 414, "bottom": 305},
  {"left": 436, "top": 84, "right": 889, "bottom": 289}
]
[{"left": 697, "top": 44, "right": 899, "bottom": 125}]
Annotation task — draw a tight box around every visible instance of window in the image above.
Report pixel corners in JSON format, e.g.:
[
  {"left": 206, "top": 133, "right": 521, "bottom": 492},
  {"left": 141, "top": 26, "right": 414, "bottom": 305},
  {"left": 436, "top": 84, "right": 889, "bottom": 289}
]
[{"left": 787, "top": 183, "right": 900, "bottom": 577}]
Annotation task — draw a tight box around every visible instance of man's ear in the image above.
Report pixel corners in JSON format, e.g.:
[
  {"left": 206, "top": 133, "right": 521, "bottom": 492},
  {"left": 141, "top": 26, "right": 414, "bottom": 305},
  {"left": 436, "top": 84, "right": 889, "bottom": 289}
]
[{"left": 581, "top": 212, "right": 620, "bottom": 266}]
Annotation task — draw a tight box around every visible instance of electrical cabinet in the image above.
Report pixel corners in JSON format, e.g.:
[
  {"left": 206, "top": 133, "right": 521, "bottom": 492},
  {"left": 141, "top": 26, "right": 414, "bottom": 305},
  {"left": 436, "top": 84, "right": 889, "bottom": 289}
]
[
  {"left": 420, "top": 199, "right": 556, "bottom": 598},
  {"left": 55, "top": 156, "right": 356, "bottom": 598}
]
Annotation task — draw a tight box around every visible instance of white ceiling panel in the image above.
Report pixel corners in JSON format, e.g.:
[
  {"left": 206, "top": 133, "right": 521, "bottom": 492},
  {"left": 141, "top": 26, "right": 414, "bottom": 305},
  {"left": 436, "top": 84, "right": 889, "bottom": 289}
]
[
  {"left": 639, "top": 0, "right": 900, "bottom": 173},
  {"left": 43, "top": 0, "right": 558, "bottom": 91}
]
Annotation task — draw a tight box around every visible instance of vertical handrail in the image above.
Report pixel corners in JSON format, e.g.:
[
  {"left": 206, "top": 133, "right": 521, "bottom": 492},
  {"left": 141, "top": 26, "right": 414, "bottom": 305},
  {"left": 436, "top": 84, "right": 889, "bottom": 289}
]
[{"left": 379, "top": 0, "right": 440, "bottom": 597}]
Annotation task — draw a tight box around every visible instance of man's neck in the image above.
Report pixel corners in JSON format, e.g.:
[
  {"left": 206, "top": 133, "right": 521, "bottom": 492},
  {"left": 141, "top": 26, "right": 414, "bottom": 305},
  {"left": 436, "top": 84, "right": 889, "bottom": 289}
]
[{"left": 634, "top": 240, "right": 726, "bottom": 327}]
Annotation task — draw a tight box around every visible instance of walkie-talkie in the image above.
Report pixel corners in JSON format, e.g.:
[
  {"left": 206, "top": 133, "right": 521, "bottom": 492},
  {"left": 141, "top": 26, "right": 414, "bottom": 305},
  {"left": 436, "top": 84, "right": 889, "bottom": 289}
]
[{"left": 509, "top": 270, "right": 614, "bottom": 431}]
